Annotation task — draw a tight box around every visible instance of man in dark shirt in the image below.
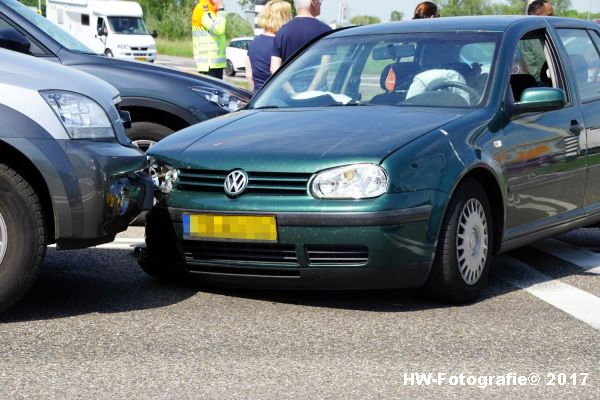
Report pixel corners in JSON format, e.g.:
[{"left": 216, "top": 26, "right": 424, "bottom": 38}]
[
  {"left": 270, "top": 0, "right": 331, "bottom": 74},
  {"left": 527, "top": 0, "right": 553, "bottom": 16}
]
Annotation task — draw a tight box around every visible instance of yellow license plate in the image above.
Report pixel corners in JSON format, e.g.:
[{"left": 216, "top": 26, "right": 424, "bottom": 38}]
[
  {"left": 182, "top": 213, "right": 277, "bottom": 242},
  {"left": 135, "top": 57, "right": 146, "bottom": 61}
]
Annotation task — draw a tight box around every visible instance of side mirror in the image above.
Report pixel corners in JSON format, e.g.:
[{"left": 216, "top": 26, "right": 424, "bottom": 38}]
[
  {"left": 97, "top": 27, "right": 106, "bottom": 36},
  {"left": 0, "top": 28, "right": 30, "bottom": 54},
  {"left": 151, "top": 30, "right": 158, "bottom": 39},
  {"left": 514, "top": 87, "right": 566, "bottom": 114}
]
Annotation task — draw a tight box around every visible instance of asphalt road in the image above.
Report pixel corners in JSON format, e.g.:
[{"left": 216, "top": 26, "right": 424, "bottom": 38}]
[
  {"left": 0, "top": 226, "right": 599, "bottom": 399},
  {"left": 154, "top": 54, "right": 248, "bottom": 85}
]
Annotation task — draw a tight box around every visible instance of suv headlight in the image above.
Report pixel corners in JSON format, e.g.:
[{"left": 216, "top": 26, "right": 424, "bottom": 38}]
[
  {"left": 40, "top": 90, "right": 116, "bottom": 139},
  {"left": 190, "top": 86, "right": 247, "bottom": 112},
  {"left": 311, "top": 164, "right": 388, "bottom": 199}
]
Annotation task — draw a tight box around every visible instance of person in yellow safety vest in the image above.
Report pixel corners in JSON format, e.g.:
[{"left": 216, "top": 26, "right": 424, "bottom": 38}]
[{"left": 192, "top": 0, "right": 227, "bottom": 79}]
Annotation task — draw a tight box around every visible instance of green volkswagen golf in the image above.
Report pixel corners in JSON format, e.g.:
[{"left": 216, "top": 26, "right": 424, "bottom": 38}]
[{"left": 141, "top": 16, "right": 600, "bottom": 303}]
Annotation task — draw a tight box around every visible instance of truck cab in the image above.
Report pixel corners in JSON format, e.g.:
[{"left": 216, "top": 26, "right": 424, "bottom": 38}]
[{"left": 46, "top": 0, "right": 157, "bottom": 62}]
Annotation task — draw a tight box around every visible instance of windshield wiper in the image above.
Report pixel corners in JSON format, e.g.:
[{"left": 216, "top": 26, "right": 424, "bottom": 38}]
[{"left": 251, "top": 105, "right": 280, "bottom": 110}]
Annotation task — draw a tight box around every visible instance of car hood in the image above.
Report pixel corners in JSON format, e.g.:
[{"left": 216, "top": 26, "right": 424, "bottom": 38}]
[
  {"left": 0, "top": 48, "right": 119, "bottom": 107},
  {"left": 64, "top": 54, "right": 252, "bottom": 101},
  {"left": 149, "top": 107, "right": 466, "bottom": 172}
]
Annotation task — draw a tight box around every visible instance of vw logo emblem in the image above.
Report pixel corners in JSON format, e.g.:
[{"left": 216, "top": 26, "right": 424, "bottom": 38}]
[{"left": 224, "top": 169, "right": 248, "bottom": 197}]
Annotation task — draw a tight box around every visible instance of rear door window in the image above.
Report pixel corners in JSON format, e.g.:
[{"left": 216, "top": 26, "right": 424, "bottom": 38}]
[{"left": 557, "top": 29, "right": 600, "bottom": 102}]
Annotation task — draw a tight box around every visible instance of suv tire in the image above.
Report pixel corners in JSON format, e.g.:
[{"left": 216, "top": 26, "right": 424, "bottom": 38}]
[{"left": 0, "top": 164, "right": 46, "bottom": 313}]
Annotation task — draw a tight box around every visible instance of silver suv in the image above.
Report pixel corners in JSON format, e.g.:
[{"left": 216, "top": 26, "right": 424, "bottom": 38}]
[{"left": 0, "top": 48, "right": 153, "bottom": 312}]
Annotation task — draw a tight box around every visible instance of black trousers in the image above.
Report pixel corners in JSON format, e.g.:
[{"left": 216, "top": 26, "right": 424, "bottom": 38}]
[{"left": 199, "top": 68, "right": 224, "bottom": 79}]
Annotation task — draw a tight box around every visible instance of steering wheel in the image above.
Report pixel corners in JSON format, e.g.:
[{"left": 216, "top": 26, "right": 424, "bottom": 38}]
[{"left": 426, "top": 81, "right": 481, "bottom": 105}]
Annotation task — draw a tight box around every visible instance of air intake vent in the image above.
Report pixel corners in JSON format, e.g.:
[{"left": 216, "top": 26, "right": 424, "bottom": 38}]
[
  {"left": 183, "top": 240, "right": 299, "bottom": 266},
  {"left": 187, "top": 265, "right": 300, "bottom": 277},
  {"left": 305, "top": 245, "right": 369, "bottom": 265},
  {"left": 176, "top": 169, "right": 311, "bottom": 196}
]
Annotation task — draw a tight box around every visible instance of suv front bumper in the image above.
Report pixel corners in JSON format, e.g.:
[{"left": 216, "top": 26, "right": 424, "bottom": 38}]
[{"left": 50, "top": 139, "right": 153, "bottom": 249}]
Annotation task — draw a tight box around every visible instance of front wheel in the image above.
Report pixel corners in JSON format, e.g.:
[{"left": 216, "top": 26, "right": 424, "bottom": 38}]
[
  {"left": 105, "top": 49, "right": 114, "bottom": 57},
  {"left": 126, "top": 121, "right": 174, "bottom": 152},
  {"left": 425, "top": 178, "right": 493, "bottom": 304},
  {"left": 225, "top": 59, "right": 235, "bottom": 77},
  {"left": 0, "top": 164, "right": 47, "bottom": 313},
  {"left": 138, "top": 207, "right": 185, "bottom": 281}
]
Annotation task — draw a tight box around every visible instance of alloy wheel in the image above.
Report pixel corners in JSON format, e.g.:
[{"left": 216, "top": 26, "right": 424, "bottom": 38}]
[
  {"left": 0, "top": 211, "right": 7, "bottom": 264},
  {"left": 456, "top": 198, "right": 488, "bottom": 285}
]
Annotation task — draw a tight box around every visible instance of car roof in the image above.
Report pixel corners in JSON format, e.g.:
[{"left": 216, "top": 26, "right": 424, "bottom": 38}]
[
  {"left": 230, "top": 36, "right": 254, "bottom": 41},
  {"left": 329, "top": 16, "right": 598, "bottom": 38}
]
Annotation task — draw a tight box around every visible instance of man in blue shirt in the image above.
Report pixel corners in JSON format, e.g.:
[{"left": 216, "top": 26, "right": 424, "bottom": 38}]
[{"left": 270, "top": 0, "right": 331, "bottom": 74}]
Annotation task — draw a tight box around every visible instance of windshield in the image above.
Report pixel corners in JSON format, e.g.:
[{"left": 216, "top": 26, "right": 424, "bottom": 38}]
[
  {"left": 108, "top": 17, "right": 149, "bottom": 35},
  {"left": 5, "top": 0, "right": 95, "bottom": 54},
  {"left": 251, "top": 31, "right": 501, "bottom": 109}
]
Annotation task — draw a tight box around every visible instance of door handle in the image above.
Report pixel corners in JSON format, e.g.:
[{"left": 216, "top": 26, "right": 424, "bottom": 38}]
[{"left": 569, "top": 120, "right": 584, "bottom": 135}]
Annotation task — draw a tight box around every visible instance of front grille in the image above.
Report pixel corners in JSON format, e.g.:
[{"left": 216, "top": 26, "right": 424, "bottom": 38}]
[
  {"left": 176, "top": 169, "right": 311, "bottom": 196},
  {"left": 183, "top": 240, "right": 299, "bottom": 266},
  {"left": 305, "top": 245, "right": 369, "bottom": 265},
  {"left": 131, "top": 47, "right": 149, "bottom": 51}
]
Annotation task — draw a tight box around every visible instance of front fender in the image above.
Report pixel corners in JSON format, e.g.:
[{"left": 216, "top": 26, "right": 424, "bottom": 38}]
[
  {"left": 0, "top": 137, "right": 82, "bottom": 240},
  {"left": 382, "top": 117, "right": 505, "bottom": 249}
]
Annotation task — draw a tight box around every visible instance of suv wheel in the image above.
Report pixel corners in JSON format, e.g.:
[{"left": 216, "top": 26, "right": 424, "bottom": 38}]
[
  {"left": 105, "top": 49, "right": 114, "bottom": 57},
  {"left": 0, "top": 164, "right": 47, "bottom": 313},
  {"left": 127, "top": 121, "right": 174, "bottom": 152},
  {"left": 425, "top": 178, "right": 493, "bottom": 304}
]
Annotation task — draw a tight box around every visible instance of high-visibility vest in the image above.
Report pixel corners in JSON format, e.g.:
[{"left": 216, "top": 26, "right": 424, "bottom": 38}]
[{"left": 192, "top": 1, "right": 227, "bottom": 72}]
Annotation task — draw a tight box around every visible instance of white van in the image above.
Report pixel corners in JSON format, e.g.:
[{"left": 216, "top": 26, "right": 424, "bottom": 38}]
[{"left": 46, "top": 0, "right": 157, "bottom": 62}]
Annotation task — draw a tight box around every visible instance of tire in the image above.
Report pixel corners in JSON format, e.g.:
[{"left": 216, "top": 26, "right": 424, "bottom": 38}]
[
  {"left": 126, "top": 121, "right": 174, "bottom": 152},
  {"left": 138, "top": 207, "right": 185, "bottom": 281},
  {"left": 0, "top": 164, "right": 47, "bottom": 313},
  {"left": 105, "top": 49, "right": 114, "bottom": 57},
  {"left": 425, "top": 178, "right": 493, "bottom": 304},
  {"left": 225, "top": 59, "right": 235, "bottom": 77}
]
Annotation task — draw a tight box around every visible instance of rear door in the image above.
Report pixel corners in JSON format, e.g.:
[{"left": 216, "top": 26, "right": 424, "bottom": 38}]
[
  {"left": 502, "top": 28, "right": 587, "bottom": 238},
  {"left": 555, "top": 27, "right": 600, "bottom": 217}
]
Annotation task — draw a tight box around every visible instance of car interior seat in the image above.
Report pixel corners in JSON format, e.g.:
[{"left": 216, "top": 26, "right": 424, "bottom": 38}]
[
  {"left": 539, "top": 61, "right": 552, "bottom": 87},
  {"left": 369, "top": 62, "right": 422, "bottom": 105}
]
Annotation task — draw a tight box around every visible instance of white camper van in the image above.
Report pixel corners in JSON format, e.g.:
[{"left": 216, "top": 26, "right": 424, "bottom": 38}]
[{"left": 46, "top": 0, "right": 157, "bottom": 62}]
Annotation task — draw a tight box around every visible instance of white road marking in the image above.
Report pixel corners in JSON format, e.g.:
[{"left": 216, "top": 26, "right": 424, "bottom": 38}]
[
  {"left": 531, "top": 239, "right": 600, "bottom": 275},
  {"left": 49, "top": 238, "right": 144, "bottom": 251},
  {"left": 113, "top": 238, "right": 144, "bottom": 243},
  {"left": 495, "top": 255, "right": 600, "bottom": 330}
]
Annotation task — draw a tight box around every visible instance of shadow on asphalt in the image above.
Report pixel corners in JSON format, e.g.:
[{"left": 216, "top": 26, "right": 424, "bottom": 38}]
[
  {"left": 0, "top": 248, "right": 198, "bottom": 323},
  {"left": 186, "top": 272, "right": 510, "bottom": 313},
  {"left": 6, "top": 227, "right": 598, "bottom": 321},
  {"left": 0, "top": 249, "right": 500, "bottom": 322}
]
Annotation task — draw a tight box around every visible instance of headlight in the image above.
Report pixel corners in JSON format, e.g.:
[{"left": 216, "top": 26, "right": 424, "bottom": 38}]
[
  {"left": 40, "top": 90, "right": 116, "bottom": 139},
  {"left": 190, "top": 86, "right": 247, "bottom": 112},
  {"left": 148, "top": 158, "right": 179, "bottom": 194},
  {"left": 311, "top": 164, "right": 388, "bottom": 199},
  {"left": 117, "top": 44, "right": 131, "bottom": 50},
  {"left": 148, "top": 44, "right": 156, "bottom": 51}
]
